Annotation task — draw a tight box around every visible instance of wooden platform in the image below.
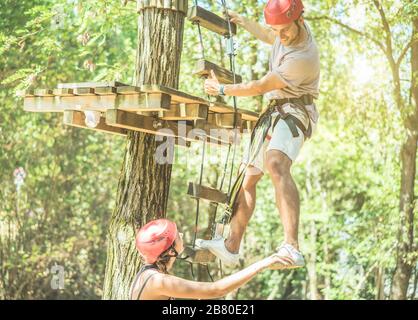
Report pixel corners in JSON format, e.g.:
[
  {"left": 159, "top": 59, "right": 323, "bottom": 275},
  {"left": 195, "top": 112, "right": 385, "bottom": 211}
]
[{"left": 22, "top": 81, "right": 259, "bottom": 144}]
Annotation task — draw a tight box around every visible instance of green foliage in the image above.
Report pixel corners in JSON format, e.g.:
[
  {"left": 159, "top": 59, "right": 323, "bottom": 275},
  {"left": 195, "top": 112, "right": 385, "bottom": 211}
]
[{"left": 0, "top": 0, "right": 417, "bottom": 299}]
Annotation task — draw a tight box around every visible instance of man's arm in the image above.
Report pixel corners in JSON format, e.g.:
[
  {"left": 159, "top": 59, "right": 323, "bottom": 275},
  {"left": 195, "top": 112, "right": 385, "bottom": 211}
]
[
  {"left": 228, "top": 10, "right": 276, "bottom": 45},
  {"left": 204, "top": 70, "right": 287, "bottom": 97}
]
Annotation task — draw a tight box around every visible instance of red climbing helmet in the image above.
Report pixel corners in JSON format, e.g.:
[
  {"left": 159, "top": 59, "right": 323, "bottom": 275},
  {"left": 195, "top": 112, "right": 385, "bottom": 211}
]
[
  {"left": 135, "top": 219, "right": 178, "bottom": 264},
  {"left": 264, "top": 0, "right": 304, "bottom": 25}
]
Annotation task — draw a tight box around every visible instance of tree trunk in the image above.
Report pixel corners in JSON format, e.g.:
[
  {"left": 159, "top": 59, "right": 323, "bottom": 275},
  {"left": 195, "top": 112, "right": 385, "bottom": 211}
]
[
  {"left": 102, "top": 7, "right": 185, "bottom": 300},
  {"left": 390, "top": 17, "right": 418, "bottom": 300},
  {"left": 375, "top": 265, "right": 385, "bottom": 300}
]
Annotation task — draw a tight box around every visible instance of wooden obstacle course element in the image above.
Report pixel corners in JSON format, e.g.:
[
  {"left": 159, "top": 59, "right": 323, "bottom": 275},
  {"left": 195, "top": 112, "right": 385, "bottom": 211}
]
[
  {"left": 24, "top": 96, "right": 64, "bottom": 112},
  {"left": 106, "top": 110, "right": 233, "bottom": 146},
  {"left": 141, "top": 84, "right": 207, "bottom": 105},
  {"left": 116, "top": 91, "right": 172, "bottom": 112},
  {"left": 187, "top": 5, "right": 236, "bottom": 37},
  {"left": 94, "top": 87, "right": 117, "bottom": 95},
  {"left": 187, "top": 182, "right": 228, "bottom": 204},
  {"left": 73, "top": 87, "right": 95, "bottom": 96},
  {"left": 158, "top": 103, "right": 208, "bottom": 120},
  {"left": 63, "top": 110, "right": 128, "bottom": 136},
  {"left": 106, "top": 109, "right": 181, "bottom": 136},
  {"left": 241, "top": 120, "right": 256, "bottom": 133},
  {"left": 53, "top": 88, "right": 74, "bottom": 96},
  {"left": 183, "top": 246, "right": 216, "bottom": 264},
  {"left": 34, "top": 89, "right": 54, "bottom": 97},
  {"left": 207, "top": 112, "right": 242, "bottom": 129},
  {"left": 194, "top": 59, "right": 242, "bottom": 84},
  {"left": 57, "top": 81, "right": 128, "bottom": 89},
  {"left": 193, "top": 119, "right": 241, "bottom": 145},
  {"left": 137, "top": 0, "right": 188, "bottom": 14},
  {"left": 208, "top": 100, "right": 259, "bottom": 122}
]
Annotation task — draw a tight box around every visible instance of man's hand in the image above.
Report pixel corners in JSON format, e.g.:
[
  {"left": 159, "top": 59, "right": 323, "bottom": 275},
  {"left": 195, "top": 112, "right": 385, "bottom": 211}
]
[
  {"left": 226, "top": 10, "right": 246, "bottom": 27},
  {"left": 204, "top": 70, "right": 221, "bottom": 96}
]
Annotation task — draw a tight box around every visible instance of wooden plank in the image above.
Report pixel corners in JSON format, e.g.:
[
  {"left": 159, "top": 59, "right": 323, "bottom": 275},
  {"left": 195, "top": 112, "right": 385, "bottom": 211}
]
[
  {"left": 17, "top": 89, "right": 34, "bottom": 97},
  {"left": 63, "top": 111, "right": 128, "bottom": 136},
  {"left": 241, "top": 120, "right": 256, "bottom": 133},
  {"left": 207, "top": 112, "right": 242, "bottom": 129},
  {"left": 158, "top": 103, "right": 208, "bottom": 120},
  {"left": 193, "top": 119, "right": 241, "bottom": 145},
  {"left": 116, "top": 92, "right": 171, "bottom": 111},
  {"left": 57, "top": 81, "right": 128, "bottom": 89},
  {"left": 24, "top": 96, "right": 64, "bottom": 112},
  {"left": 187, "top": 5, "right": 237, "bottom": 37},
  {"left": 106, "top": 110, "right": 231, "bottom": 146},
  {"left": 95, "top": 87, "right": 117, "bottom": 95},
  {"left": 105, "top": 109, "right": 188, "bottom": 137},
  {"left": 73, "top": 87, "right": 95, "bottom": 96},
  {"left": 182, "top": 246, "right": 216, "bottom": 264},
  {"left": 116, "top": 86, "right": 141, "bottom": 95},
  {"left": 61, "top": 95, "right": 116, "bottom": 111},
  {"left": 140, "top": 84, "right": 207, "bottom": 105},
  {"left": 194, "top": 59, "right": 242, "bottom": 84},
  {"left": 209, "top": 101, "right": 259, "bottom": 121},
  {"left": 34, "top": 89, "right": 54, "bottom": 97},
  {"left": 53, "top": 88, "right": 74, "bottom": 96},
  {"left": 187, "top": 182, "right": 228, "bottom": 204}
]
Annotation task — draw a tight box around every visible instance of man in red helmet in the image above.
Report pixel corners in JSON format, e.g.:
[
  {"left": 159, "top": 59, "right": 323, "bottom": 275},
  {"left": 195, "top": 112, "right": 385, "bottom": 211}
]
[{"left": 201, "top": 0, "right": 320, "bottom": 269}]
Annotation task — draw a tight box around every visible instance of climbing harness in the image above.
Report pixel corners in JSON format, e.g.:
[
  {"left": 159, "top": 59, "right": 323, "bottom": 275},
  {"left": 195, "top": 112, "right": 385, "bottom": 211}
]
[{"left": 224, "top": 95, "right": 314, "bottom": 221}]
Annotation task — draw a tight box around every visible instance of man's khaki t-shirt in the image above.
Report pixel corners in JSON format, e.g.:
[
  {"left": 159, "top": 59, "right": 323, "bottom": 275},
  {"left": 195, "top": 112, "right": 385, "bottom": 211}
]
[{"left": 264, "top": 22, "right": 320, "bottom": 127}]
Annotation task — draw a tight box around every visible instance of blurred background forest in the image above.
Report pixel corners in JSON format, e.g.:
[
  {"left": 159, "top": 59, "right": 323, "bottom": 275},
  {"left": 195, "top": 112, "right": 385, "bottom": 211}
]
[{"left": 0, "top": 0, "right": 417, "bottom": 299}]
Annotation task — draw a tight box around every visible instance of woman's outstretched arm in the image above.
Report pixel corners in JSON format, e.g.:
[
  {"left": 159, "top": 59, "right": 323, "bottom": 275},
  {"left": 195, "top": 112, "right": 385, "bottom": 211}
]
[{"left": 152, "top": 255, "right": 290, "bottom": 300}]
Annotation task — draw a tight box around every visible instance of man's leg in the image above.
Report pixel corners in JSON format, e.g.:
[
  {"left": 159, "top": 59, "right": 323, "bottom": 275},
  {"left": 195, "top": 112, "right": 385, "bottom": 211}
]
[
  {"left": 266, "top": 149, "right": 300, "bottom": 250},
  {"left": 224, "top": 164, "right": 263, "bottom": 254},
  {"left": 195, "top": 163, "right": 263, "bottom": 265}
]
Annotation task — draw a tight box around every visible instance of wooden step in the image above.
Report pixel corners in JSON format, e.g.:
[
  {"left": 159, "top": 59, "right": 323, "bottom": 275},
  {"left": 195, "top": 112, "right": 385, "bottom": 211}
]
[
  {"left": 183, "top": 246, "right": 216, "bottom": 264},
  {"left": 187, "top": 5, "right": 236, "bottom": 37},
  {"left": 187, "top": 182, "right": 228, "bottom": 204},
  {"left": 63, "top": 111, "right": 127, "bottom": 136},
  {"left": 194, "top": 59, "right": 242, "bottom": 84}
]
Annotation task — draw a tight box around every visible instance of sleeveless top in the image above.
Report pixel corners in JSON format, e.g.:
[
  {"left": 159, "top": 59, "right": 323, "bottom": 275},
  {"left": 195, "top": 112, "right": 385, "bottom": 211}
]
[{"left": 130, "top": 264, "right": 174, "bottom": 300}]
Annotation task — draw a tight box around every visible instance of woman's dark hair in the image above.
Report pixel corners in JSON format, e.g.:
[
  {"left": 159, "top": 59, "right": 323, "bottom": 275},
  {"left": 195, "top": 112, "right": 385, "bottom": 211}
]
[{"left": 155, "top": 241, "right": 178, "bottom": 274}]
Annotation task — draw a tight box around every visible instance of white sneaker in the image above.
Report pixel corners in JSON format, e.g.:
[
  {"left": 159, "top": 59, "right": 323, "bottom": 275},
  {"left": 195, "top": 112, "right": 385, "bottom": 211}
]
[
  {"left": 271, "top": 243, "right": 305, "bottom": 270},
  {"left": 195, "top": 237, "right": 240, "bottom": 266}
]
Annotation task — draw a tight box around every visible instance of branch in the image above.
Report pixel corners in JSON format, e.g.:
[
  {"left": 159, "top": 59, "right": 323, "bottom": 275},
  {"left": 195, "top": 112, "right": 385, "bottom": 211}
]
[
  {"left": 306, "top": 15, "right": 386, "bottom": 54},
  {"left": 396, "top": 37, "right": 418, "bottom": 67},
  {"left": 372, "top": 0, "right": 395, "bottom": 64}
]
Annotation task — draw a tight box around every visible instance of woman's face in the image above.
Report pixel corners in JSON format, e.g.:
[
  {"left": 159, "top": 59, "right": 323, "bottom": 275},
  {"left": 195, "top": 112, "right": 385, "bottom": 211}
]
[
  {"left": 166, "top": 231, "right": 184, "bottom": 271},
  {"left": 174, "top": 231, "right": 184, "bottom": 255}
]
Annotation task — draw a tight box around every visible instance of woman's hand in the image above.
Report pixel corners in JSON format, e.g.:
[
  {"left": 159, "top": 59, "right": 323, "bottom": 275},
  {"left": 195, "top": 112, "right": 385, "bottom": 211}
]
[
  {"left": 204, "top": 70, "right": 220, "bottom": 96},
  {"left": 226, "top": 10, "right": 246, "bottom": 27},
  {"left": 263, "top": 254, "right": 293, "bottom": 270}
]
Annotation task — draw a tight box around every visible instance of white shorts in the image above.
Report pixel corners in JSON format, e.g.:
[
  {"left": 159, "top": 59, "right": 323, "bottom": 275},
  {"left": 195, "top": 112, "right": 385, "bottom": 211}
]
[{"left": 242, "top": 116, "right": 305, "bottom": 174}]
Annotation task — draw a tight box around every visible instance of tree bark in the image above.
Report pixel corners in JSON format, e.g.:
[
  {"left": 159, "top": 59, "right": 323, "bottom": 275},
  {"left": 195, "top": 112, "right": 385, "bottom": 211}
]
[
  {"left": 102, "top": 7, "right": 185, "bottom": 300},
  {"left": 390, "top": 17, "right": 418, "bottom": 300}
]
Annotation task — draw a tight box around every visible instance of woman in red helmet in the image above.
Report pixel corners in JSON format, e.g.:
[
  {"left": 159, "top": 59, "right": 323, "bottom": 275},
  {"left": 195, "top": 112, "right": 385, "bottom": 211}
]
[{"left": 130, "top": 218, "right": 290, "bottom": 300}]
